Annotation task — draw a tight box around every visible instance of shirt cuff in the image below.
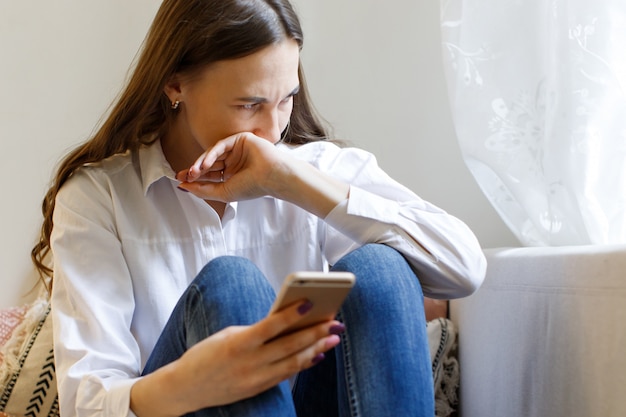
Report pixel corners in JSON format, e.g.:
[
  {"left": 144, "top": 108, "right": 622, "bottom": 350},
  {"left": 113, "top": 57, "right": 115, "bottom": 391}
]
[
  {"left": 105, "top": 376, "right": 142, "bottom": 417},
  {"left": 324, "top": 186, "right": 398, "bottom": 243}
]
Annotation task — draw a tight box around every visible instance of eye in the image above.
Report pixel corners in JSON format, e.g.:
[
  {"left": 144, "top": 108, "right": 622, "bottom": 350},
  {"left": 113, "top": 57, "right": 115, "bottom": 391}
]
[
  {"left": 279, "top": 95, "right": 294, "bottom": 107},
  {"left": 239, "top": 103, "right": 259, "bottom": 111}
]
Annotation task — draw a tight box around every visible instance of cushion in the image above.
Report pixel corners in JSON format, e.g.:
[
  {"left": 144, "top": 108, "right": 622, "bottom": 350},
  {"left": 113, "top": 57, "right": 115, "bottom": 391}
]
[
  {"left": 451, "top": 244, "right": 626, "bottom": 417},
  {"left": 0, "top": 306, "right": 29, "bottom": 349},
  {"left": 427, "top": 317, "right": 459, "bottom": 417},
  {"left": 0, "top": 298, "right": 58, "bottom": 417}
]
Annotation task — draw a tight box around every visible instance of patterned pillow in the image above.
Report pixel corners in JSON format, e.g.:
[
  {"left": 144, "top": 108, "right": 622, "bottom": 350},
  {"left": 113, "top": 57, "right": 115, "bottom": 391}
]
[
  {"left": 0, "top": 299, "right": 58, "bottom": 417},
  {"left": 0, "top": 306, "right": 29, "bottom": 349},
  {"left": 427, "top": 317, "right": 459, "bottom": 417}
]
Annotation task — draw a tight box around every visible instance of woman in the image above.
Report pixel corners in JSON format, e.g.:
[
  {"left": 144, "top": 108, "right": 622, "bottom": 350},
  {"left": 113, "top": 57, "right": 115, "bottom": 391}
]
[{"left": 32, "top": 0, "right": 486, "bottom": 416}]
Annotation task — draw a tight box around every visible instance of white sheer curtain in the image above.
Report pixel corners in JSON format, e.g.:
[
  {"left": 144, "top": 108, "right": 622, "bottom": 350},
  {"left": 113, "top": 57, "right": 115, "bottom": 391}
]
[{"left": 440, "top": 0, "right": 626, "bottom": 246}]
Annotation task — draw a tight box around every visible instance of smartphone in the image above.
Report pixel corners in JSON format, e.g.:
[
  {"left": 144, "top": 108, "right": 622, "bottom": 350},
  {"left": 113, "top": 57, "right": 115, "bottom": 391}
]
[{"left": 269, "top": 271, "right": 356, "bottom": 336}]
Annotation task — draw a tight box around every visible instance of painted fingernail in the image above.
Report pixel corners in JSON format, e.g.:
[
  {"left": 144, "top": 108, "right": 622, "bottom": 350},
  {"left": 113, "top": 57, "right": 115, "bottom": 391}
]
[
  {"left": 297, "top": 300, "right": 313, "bottom": 315},
  {"left": 177, "top": 186, "right": 189, "bottom": 193},
  {"left": 312, "top": 353, "right": 325, "bottom": 365},
  {"left": 329, "top": 323, "right": 346, "bottom": 335}
]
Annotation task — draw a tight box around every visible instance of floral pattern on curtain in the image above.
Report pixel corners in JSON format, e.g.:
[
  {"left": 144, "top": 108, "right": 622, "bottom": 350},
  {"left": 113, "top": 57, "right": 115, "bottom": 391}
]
[{"left": 440, "top": 0, "right": 626, "bottom": 246}]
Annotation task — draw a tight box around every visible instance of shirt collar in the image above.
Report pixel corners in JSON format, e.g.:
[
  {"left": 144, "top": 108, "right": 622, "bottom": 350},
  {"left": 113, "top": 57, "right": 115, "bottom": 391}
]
[{"left": 138, "top": 139, "right": 178, "bottom": 196}]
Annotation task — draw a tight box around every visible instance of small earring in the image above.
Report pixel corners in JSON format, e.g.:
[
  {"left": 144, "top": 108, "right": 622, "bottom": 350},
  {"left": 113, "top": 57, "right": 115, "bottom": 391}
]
[{"left": 171, "top": 100, "right": 180, "bottom": 110}]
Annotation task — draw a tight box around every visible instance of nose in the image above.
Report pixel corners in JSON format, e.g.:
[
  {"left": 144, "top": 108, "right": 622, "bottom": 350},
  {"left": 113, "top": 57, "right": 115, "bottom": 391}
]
[{"left": 252, "top": 109, "right": 285, "bottom": 144}]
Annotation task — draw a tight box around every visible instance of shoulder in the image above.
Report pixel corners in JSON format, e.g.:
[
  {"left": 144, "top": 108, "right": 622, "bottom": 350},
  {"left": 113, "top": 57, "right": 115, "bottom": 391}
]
[
  {"left": 81, "top": 150, "right": 138, "bottom": 181},
  {"left": 56, "top": 150, "right": 139, "bottom": 206}
]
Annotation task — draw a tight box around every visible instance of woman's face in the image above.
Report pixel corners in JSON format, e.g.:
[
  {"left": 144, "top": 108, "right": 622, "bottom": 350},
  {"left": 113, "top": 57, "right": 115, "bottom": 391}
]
[{"left": 164, "top": 39, "right": 301, "bottom": 163}]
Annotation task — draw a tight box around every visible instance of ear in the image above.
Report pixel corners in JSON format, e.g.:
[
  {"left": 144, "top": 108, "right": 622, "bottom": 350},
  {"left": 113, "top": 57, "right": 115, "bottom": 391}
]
[{"left": 163, "top": 75, "right": 182, "bottom": 103}]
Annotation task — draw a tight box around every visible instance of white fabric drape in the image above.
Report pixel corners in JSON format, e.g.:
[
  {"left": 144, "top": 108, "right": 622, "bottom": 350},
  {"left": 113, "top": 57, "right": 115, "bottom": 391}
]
[{"left": 440, "top": 0, "right": 626, "bottom": 246}]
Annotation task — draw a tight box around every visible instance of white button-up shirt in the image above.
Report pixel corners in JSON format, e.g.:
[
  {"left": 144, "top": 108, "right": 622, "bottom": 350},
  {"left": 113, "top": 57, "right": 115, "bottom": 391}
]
[{"left": 50, "top": 139, "right": 486, "bottom": 416}]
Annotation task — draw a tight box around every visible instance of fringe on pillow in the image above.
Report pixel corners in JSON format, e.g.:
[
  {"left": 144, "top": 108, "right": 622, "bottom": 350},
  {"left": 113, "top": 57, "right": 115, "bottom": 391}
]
[
  {"left": 435, "top": 352, "right": 459, "bottom": 417},
  {"left": 0, "top": 298, "right": 50, "bottom": 390},
  {"left": 431, "top": 318, "right": 460, "bottom": 417}
]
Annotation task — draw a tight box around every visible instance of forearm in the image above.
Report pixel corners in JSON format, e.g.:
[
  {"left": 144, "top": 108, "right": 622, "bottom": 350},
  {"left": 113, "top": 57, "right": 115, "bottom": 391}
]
[
  {"left": 274, "top": 158, "right": 350, "bottom": 218},
  {"left": 322, "top": 187, "right": 486, "bottom": 298},
  {"left": 130, "top": 361, "right": 191, "bottom": 417}
]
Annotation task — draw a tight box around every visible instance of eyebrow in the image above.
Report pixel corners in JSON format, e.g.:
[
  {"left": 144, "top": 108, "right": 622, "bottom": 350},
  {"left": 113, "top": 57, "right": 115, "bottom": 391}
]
[{"left": 236, "top": 85, "right": 300, "bottom": 103}]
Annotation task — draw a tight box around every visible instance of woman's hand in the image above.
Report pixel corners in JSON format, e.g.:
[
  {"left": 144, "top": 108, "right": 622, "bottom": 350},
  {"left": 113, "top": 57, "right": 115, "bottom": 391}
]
[
  {"left": 130, "top": 300, "right": 344, "bottom": 417},
  {"left": 175, "top": 132, "right": 290, "bottom": 202},
  {"left": 175, "top": 132, "right": 349, "bottom": 218}
]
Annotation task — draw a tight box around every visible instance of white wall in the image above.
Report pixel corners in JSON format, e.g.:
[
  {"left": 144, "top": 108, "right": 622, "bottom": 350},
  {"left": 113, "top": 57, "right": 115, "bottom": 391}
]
[
  {"left": 0, "top": 1, "right": 517, "bottom": 308},
  {"left": 291, "top": 0, "right": 517, "bottom": 248},
  {"left": 0, "top": 1, "right": 162, "bottom": 308}
]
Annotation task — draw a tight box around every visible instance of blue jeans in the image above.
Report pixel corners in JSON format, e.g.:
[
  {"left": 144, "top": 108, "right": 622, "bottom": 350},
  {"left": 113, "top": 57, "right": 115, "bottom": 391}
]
[{"left": 142, "top": 244, "right": 434, "bottom": 416}]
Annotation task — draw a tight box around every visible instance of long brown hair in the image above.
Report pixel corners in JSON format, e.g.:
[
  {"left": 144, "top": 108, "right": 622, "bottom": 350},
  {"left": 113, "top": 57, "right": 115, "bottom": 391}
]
[{"left": 32, "top": 0, "right": 329, "bottom": 293}]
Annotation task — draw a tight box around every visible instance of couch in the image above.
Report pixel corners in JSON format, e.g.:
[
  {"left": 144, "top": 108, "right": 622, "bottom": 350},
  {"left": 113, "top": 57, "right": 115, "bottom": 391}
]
[{"left": 450, "top": 244, "right": 626, "bottom": 417}]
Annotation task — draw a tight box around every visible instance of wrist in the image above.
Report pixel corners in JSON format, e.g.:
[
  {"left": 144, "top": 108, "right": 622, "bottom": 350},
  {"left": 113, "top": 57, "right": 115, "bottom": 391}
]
[
  {"left": 275, "top": 159, "right": 349, "bottom": 218},
  {"left": 130, "top": 361, "right": 191, "bottom": 417}
]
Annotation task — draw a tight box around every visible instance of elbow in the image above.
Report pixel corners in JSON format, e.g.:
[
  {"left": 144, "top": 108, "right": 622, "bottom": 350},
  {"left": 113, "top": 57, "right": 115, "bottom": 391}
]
[
  {"left": 421, "top": 255, "right": 486, "bottom": 299},
  {"left": 456, "top": 250, "right": 487, "bottom": 297},
  {"left": 435, "top": 250, "right": 487, "bottom": 299},
  {"left": 459, "top": 269, "right": 486, "bottom": 297}
]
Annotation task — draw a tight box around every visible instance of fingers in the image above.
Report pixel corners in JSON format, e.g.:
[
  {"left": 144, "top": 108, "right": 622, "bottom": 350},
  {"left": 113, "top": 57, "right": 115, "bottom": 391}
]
[
  {"left": 246, "top": 333, "right": 342, "bottom": 393},
  {"left": 174, "top": 149, "right": 229, "bottom": 198},
  {"left": 180, "top": 133, "right": 247, "bottom": 182},
  {"left": 255, "top": 300, "right": 345, "bottom": 362},
  {"left": 174, "top": 302, "right": 345, "bottom": 408},
  {"left": 275, "top": 331, "right": 342, "bottom": 370},
  {"left": 173, "top": 131, "right": 288, "bottom": 202},
  {"left": 258, "top": 299, "right": 315, "bottom": 341},
  {"left": 264, "top": 323, "right": 343, "bottom": 366},
  {"left": 238, "top": 307, "right": 344, "bottom": 394},
  {"left": 228, "top": 332, "right": 340, "bottom": 402},
  {"left": 176, "top": 157, "right": 227, "bottom": 183}
]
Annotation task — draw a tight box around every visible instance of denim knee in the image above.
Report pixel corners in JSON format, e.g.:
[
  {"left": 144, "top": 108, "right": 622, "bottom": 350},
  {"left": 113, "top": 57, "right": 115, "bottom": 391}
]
[
  {"left": 332, "top": 244, "right": 423, "bottom": 288},
  {"left": 332, "top": 243, "right": 411, "bottom": 272},
  {"left": 332, "top": 244, "right": 425, "bottom": 314},
  {"left": 194, "top": 256, "right": 260, "bottom": 289},
  {"left": 186, "top": 256, "right": 276, "bottom": 333},
  {"left": 327, "top": 245, "right": 433, "bottom": 417}
]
